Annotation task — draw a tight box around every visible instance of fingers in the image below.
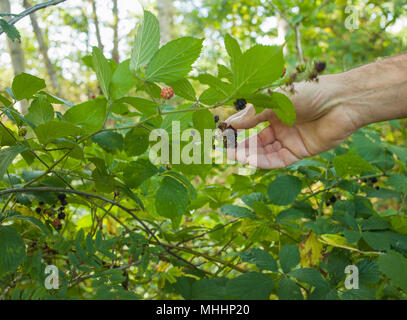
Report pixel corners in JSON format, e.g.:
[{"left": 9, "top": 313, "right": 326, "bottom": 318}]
[{"left": 224, "top": 104, "right": 275, "bottom": 129}]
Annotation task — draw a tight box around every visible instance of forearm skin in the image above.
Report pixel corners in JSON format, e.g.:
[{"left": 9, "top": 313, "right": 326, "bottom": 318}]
[{"left": 332, "top": 54, "right": 407, "bottom": 128}]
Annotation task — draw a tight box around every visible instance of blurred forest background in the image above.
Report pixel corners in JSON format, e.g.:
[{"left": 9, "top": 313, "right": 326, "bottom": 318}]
[{"left": 1, "top": 0, "right": 407, "bottom": 107}]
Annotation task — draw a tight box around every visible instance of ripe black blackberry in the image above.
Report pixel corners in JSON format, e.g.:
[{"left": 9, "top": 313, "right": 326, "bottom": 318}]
[
  {"left": 314, "top": 61, "right": 326, "bottom": 74},
  {"left": 58, "top": 212, "right": 66, "bottom": 220},
  {"left": 233, "top": 99, "right": 247, "bottom": 111},
  {"left": 35, "top": 207, "right": 41, "bottom": 214},
  {"left": 214, "top": 115, "right": 219, "bottom": 123},
  {"left": 58, "top": 193, "right": 67, "bottom": 201},
  {"left": 369, "top": 177, "right": 378, "bottom": 184}
]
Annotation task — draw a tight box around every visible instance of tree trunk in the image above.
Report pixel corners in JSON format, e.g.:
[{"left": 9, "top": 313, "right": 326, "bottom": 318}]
[
  {"left": 157, "top": 0, "right": 174, "bottom": 44},
  {"left": 90, "top": 0, "right": 103, "bottom": 52},
  {"left": 111, "top": 0, "right": 119, "bottom": 63},
  {"left": 0, "top": 0, "right": 28, "bottom": 113},
  {"left": 23, "top": 0, "right": 61, "bottom": 96}
]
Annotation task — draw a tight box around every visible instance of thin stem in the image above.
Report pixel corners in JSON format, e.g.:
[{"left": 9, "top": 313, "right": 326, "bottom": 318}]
[{"left": 0, "top": 0, "right": 66, "bottom": 35}]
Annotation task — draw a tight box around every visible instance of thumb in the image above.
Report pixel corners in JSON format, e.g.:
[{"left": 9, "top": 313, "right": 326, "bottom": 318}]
[{"left": 224, "top": 104, "right": 275, "bottom": 129}]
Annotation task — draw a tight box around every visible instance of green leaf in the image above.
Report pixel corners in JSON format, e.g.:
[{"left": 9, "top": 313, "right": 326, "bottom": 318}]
[
  {"left": 362, "top": 231, "right": 391, "bottom": 251},
  {"left": 4, "top": 213, "right": 50, "bottom": 235},
  {"left": 0, "top": 19, "right": 20, "bottom": 41},
  {"left": 110, "top": 59, "right": 137, "bottom": 100},
  {"left": 270, "top": 92, "right": 296, "bottom": 126},
  {"left": 62, "top": 99, "right": 106, "bottom": 132},
  {"left": 119, "top": 97, "right": 158, "bottom": 116},
  {"left": 278, "top": 278, "right": 303, "bottom": 300},
  {"left": 92, "top": 47, "right": 112, "bottom": 99},
  {"left": 226, "top": 272, "right": 274, "bottom": 300},
  {"left": 279, "top": 244, "right": 301, "bottom": 273},
  {"left": 268, "top": 175, "right": 302, "bottom": 205},
  {"left": 220, "top": 205, "right": 256, "bottom": 219},
  {"left": 192, "top": 107, "right": 216, "bottom": 136},
  {"left": 124, "top": 127, "right": 149, "bottom": 156},
  {"left": 0, "top": 145, "right": 26, "bottom": 179},
  {"left": 232, "top": 45, "right": 284, "bottom": 95},
  {"left": 288, "top": 268, "right": 330, "bottom": 289},
  {"left": 333, "top": 150, "right": 374, "bottom": 178},
  {"left": 92, "top": 131, "right": 123, "bottom": 152},
  {"left": 35, "top": 120, "right": 83, "bottom": 145},
  {"left": 130, "top": 10, "right": 160, "bottom": 72},
  {"left": 0, "top": 226, "right": 26, "bottom": 276},
  {"left": 123, "top": 159, "right": 158, "bottom": 188},
  {"left": 239, "top": 248, "right": 278, "bottom": 272},
  {"left": 167, "top": 78, "right": 196, "bottom": 101},
  {"left": 25, "top": 96, "right": 54, "bottom": 126},
  {"left": 12, "top": 73, "right": 46, "bottom": 101},
  {"left": 378, "top": 250, "right": 407, "bottom": 292},
  {"left": 224, "top": 34, "right": 242, "bottom": 71},
  {"left": 387, "top": 174, "right": 407, "bottom": 193},
  {"left": 155, "top": 176, "right": 190, "bottom": 222},
  {"left": 146, "top": 37, "right": 203, "bottom": 82},
  {"left": 357, "top": 259, "right": 380, "bottom": 284}
]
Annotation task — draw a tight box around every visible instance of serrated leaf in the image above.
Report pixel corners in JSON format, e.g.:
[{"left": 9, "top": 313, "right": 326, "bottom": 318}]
[
  {"left": 378, "top": 250, "right": 407, "bottom": 292},
  {"left": 232, "top": 45, "right": 284, "bottom": 95},
  {"left": 279, "top": 244, "right": 300, "bottom": 273},
  {"left": 123, "top": 159, "right": 158, "bottom": 188},
  {"left": 110, "top": 59, "right": 137, "bottom": 100},
  {"left": 226, "top": 272, "right": 274, "bottom": 300},
  {"left": 224, "top": 34, "right": 242, "bottom": 71},
  {"left": 25, "top": 96, "right": 54, "bottom": 126},
  {"left": 167, "top": 78, "right": 196, "bottom": 101},
  {"left": 124, "top": 127, "right": 149, "bottom": 156},
  {"left": 268, "top": 175, "right": 302, "bottom": 205},
  {"left": 12, "top": 73, "right": 46, "bottom": 101},
  {"left": 278, "top": 278, "right": 303, "bottom": 300},
  {"left": 35, "top": 120, "right": 83, "bottom": 145},
  {"left": 220, "top": 205, "right": 256, "bottom": 219},
  {"left": 92, "top": 46, "right": 112, "bottom": 99},
  {"left": 299, "top": 232, "right": 323, "bottom": 267},
  {"left": 130, "top": 10, "right": 160, "bottom": 72},
  {"left": 0, "top": 19, "right": 20, "bottom": 41},
  {"left": 0, "top": 145, "right": 26, "bottom": 179},
  {"left": 62, "top": 99, "right": 106, "bottom": 132},
  {"left": 333, "top": 150, "right": 374, "bottom": 178},
  {"left": 146, "top": 37, "right": 203, "bottom": 82},
  {"left": 0, "top": 226, "right": 26, "bottom": 276},
  {"left": 239, "top": 248, "right": 278, "bottom": 271},
  {"left": 155, "top": 176, "right": 190, "bottom": 223},
  {"left": 92, "top": 131, "right": 123, "bottom": 152}
]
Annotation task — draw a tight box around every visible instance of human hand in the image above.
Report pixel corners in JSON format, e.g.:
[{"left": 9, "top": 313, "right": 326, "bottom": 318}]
[{"left": 224, "top": 74, "right": 362, "bottom": 169}]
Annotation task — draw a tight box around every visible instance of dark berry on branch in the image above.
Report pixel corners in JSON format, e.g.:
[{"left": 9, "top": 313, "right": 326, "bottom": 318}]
[
  {"left": 35, "top": 207, "right": 41, "bottom": 214},
  {"left": 58, "top": 194, "right": 67, "bottom": 201},
  {"left": 369, "top": 177, "right": 378, "bottom": 184},
  {"left": 234, "top": 98, "right": 247, "bottom": 111},
  {"left": 39, "top": 201, "right": 44, "bottom": 206},
  {"left": 60, "top": 199, "right": 68, "bottom": 206},
  {"left": 58, "top": 212, "right": 66, "bottom": 220},
  {"left": 314, "top": 61, "right": 326, "bottom": 74},
  {"left": 214, "top": 115, "right": 219, "bottom": 123},
  {"left": 329, "top": 195, "right": 337, "bottom": 204}
]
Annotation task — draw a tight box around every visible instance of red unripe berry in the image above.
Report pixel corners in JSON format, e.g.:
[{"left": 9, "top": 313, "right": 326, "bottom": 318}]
[
  {"left": 161, "top": 86, "right": 174, "bottom": 99},
  {"left": 52, "top": 218, "right": 61, "bottom": 228},
  {"left": 90, "top": 94, "right": 96, "bottom": 99}
]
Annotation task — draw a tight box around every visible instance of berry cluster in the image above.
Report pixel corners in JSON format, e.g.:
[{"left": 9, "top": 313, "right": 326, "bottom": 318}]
[
  {"left": 34, "top": 194, "right": 68, "bottom": 230},
  {"left": 325, "top": 195, "right": 338, "bottom": 206},
  {"left": 361, "top": 177, "right": 380, "bottom": 190},
  {"left": 283, "top": 60, "right": 327, "bottom": 93},
  {"left": 160, "top": 86, "right": 174, "bottom": 99}
]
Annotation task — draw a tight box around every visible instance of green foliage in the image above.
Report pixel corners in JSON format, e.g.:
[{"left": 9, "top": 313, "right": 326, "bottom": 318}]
[{"left": 1, "top": 7, "right": 407, "bottom": 301}]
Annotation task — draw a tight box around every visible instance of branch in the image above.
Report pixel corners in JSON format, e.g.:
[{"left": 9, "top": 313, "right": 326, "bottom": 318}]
[
  {"left": 294, "top": 24, "right": 304, "bottom": 63},
  {"left": 0, "top": 187, "right": 159, "bottom": 243},
  {"left": 0, "top": 0, "right": 66, "bottom": 36}
]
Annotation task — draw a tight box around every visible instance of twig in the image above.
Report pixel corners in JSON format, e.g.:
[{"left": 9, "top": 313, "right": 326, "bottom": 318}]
[{"left": 0, "top": 0, "right": 66, "bottom": 35}]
